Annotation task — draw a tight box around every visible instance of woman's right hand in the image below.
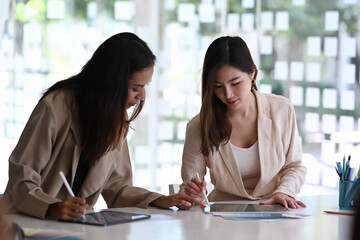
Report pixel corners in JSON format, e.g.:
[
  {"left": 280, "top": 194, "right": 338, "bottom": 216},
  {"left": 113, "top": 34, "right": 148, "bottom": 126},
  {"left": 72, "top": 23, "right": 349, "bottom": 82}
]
[
  {"left": 47, "top": 195, "right": 88, "bottom": 220},
  {"left": 182, "top": 175, "right": 207, "bottom": 203}
]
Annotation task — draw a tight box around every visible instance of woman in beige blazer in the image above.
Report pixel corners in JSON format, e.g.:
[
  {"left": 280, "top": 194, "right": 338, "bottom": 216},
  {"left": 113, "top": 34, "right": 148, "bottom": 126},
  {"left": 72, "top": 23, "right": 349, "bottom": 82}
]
[
  {"left": 181, "top": 36, "right": 307, "bottom": 209},
  {"left": 2, "top": 32, "right": 201, "bottom": 220}
]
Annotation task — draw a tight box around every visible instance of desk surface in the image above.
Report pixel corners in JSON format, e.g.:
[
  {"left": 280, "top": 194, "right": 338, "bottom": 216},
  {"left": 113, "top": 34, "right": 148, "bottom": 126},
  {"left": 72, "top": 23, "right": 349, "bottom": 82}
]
[{"left": 6, "top": 194, "right": 355, "bottom": 240}]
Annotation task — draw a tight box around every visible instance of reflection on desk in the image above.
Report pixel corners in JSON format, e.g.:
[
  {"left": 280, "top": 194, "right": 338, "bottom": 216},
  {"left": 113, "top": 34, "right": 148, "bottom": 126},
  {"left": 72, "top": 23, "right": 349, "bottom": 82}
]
[{"left": 5, "top": 194, "right": 355, "bottom": 240}]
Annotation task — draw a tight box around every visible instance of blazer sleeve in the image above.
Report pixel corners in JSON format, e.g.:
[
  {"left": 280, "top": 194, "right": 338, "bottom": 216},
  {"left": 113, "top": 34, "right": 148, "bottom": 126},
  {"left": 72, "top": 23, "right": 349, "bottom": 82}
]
[
  {"left": 180, "top": 117, "right": 207, "bottom": 191},
  {"left": 272, "top": 103, "right": 307, "bottom": 199},
  {"left": 101, "top": 140, "right": 163, "bottom": 208},
  {"left": 6, "top": 100, "right": 62, "bottom": 219}
]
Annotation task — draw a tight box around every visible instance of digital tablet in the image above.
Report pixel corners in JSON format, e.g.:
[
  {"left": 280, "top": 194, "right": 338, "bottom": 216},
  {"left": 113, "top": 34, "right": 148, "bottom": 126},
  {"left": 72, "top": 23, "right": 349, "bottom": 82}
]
[
  {"left": 204, "top": 203, "right": 288, "bottom": 213},
  {"left": 61, "top": 210, "right": 151, "bottom": 226}
]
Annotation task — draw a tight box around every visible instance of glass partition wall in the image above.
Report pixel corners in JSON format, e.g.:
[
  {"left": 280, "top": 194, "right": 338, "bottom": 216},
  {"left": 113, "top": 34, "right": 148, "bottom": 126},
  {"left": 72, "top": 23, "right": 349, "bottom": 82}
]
[{"left": 1, "top": 0, "right": 359, "bottom": 198}]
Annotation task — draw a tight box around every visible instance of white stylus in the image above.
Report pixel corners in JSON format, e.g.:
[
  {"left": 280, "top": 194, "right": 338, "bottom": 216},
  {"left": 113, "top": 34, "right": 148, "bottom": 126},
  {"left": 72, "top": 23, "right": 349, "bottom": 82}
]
[
  {"left": 196, "top": 172, "right": 210, "bottom": 206},
  {"left": 59, "top": 171, "right": 85, "bottom": 220},
  {"left": 59, "top": 171, "right": 75, "bottom": 197}
]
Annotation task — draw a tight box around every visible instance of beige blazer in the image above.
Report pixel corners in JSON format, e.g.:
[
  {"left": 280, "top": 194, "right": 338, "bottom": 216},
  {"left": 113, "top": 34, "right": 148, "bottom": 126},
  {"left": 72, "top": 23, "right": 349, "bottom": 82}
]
[
  {"left": 181, "top": 91, "right": 307, "bottom": 201},
  {"left": 2, "top": 90, "right": 162, "bottom": 219}
]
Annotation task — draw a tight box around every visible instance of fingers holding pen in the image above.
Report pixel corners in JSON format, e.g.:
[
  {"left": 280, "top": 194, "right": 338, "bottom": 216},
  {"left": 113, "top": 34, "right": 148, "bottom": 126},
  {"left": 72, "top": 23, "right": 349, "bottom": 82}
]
[
  {"left": 60, "top": 196, "right": 88, "bottom": 220},
  {"left": 184, "top": 177, "right": 207, "bottom": 196}
]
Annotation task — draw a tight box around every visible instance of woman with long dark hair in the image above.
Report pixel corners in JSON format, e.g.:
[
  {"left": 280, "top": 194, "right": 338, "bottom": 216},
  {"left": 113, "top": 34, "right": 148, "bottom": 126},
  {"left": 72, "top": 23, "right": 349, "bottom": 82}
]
[
  {"left": 2, "top": 32, "right": 200, "bottom": 220},
  {"left": 181, "top": 36, "right": 307, "bottom": 209}
]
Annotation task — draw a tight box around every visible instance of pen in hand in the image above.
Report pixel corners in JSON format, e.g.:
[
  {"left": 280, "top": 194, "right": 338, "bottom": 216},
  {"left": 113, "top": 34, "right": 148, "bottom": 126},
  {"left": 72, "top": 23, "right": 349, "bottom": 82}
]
[
  {"left": 196, "top": 172, "right": 210, "bottom": 206},
  {"left": 59, "top": 171, "right": 86, "bottom": 221}
]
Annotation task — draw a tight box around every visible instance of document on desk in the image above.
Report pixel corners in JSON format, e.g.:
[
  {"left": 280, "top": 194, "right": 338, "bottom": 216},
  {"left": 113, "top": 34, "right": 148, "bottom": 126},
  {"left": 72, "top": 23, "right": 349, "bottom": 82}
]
[
  {"left": 23, "top": 228, "right": 83, "bottom": 239},
  {"left": 204, "top": 203, "right": 309, "bottom": 220}
]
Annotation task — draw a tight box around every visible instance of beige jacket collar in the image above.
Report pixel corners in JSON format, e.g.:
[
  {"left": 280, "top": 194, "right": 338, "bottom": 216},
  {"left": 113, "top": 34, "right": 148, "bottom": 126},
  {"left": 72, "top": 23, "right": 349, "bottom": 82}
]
[{"left": 218, "top": 91, "right": 272, "bottom": 199}]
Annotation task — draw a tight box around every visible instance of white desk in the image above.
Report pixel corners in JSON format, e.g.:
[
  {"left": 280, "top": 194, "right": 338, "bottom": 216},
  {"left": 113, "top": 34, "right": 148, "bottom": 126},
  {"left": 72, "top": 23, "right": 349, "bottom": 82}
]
[{"left": 6, "top": 194, "right": 355, "bottom": 240}]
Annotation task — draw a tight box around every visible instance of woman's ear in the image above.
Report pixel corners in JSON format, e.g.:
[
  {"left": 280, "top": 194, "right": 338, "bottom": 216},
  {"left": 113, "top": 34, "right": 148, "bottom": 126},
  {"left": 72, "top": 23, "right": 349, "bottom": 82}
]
[{"left": 250, "top": 69, "right": 256, "bottom": 80}]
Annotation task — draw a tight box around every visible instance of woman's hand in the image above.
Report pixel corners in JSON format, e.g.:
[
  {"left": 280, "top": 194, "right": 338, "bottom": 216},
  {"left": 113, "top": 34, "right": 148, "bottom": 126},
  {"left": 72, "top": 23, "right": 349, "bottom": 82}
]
[
  {"left": 183, "top": 176, "right": 207, "bottom": 202},
  {"left": 259, "top": 192, "right": 306, "bottom": 209},
  {"left": 150, "top": 191, "right": 205, "bottom": 210},
  {"left": 47, "top": 195, "right": 88, "bottom": 220}
]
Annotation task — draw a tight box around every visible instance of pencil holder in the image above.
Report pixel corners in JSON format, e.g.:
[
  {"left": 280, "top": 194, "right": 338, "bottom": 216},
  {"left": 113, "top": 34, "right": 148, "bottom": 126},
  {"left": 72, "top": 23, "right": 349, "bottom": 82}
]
[{"left": 339, "top": 180, "right": 360, "bottom": 210}]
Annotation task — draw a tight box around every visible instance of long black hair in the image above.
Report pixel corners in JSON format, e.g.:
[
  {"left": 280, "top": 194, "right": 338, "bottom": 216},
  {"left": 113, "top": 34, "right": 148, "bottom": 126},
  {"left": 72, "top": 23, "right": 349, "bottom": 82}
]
[
  {"left": 41, "top": 32, "right": 156, "bottom": 165},
  {"left": 200, "top": 36, "right": 257, "bottom": 156}
]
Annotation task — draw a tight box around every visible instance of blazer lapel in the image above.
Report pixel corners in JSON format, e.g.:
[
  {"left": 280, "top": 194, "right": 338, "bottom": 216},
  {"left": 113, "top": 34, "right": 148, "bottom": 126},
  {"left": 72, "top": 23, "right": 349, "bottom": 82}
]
[
  {"left": 253, "top": 92, "right": 272, "bottom": 196},
  {"left": 78, "top": 150, "right": 117, "bottom": 198},
  {"left": 218, "top": 143, "right": 251, "bottom": 198}
]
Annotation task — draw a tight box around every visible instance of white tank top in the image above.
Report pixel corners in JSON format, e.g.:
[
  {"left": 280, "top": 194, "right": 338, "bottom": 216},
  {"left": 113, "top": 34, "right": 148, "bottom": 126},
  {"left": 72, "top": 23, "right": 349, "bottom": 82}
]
[{"left": 231, "top": 141, "right": 260, "bottom": 190}]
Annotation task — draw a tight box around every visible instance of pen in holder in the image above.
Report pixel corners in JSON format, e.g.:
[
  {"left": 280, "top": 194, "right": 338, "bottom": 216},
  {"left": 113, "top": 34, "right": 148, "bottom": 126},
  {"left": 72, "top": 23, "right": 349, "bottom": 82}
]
[{"left": 339, "top": 180, "right": 360, "bottom": 210}]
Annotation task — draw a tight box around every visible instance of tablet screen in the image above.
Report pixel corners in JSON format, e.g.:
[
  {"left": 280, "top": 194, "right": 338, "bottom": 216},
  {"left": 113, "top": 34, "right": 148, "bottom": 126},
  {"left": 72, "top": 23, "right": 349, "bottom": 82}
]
[
  {"left": 204, "top": 203, "right": 288, "bottom": 213},
  {"left": 63, "top": 210, "right": 151, "bottom": 226}
]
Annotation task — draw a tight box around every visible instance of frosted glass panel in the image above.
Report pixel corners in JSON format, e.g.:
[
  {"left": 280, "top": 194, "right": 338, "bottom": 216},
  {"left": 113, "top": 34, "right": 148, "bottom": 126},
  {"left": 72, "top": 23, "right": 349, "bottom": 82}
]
[
  {"left": 199, "top": 4, "right": 215, "bottom": 23},
  {"left": 306, "top": 62, "right": 321, "bottom": 82},
  {"left": 307, "top": 37, "right": 321, "bottom": 56},
  {"left": 260, "top": 36, "right": 273, "bottom": 55},
  {"left": 259, "top": 84, "right": 272, "bottom": 94},
  {"left": 242, "top": 0, "right": 255, "bottom": 8},
  {"left": 241, "top": 13, "right": 254, "bottom": 31},
  {"left": 322, "top": 114, "right": 336, "bottom": 134},
  {"left": 47, "top": 0, "right": 65, "bottom": 19},
  {"left": 275, "top": 12, "right": 289, "bottom": 31},
  {"left": 23, "top": 23, "right": 42, "bottom": 44},
  {"left": 324, "top": 11, "right": 339, "bottom": 31},
  {"left": 290, "top": 61, "right": 304, "bottom": 81},
  {"left": 158, "top": 121, "right": 174, "bottom": 140},
  {"left": 324, "top": 37, "right": 338, "bottom": 57},
  {"left": 323, "top": 88, "right": 337, "bottom": 109},
  {"left": 290, "top": 86, "right": 303, "bottom": 106},
  {"left": 227, "top": 14, "right": 240, "bottom": 32},
  {"left": 306, "top": 88, "right": 320, "bottom": 107},
  {"left": 340, "top": 64, "right": 356, "bottom": 84},
  {"left": 293, "top": 0, "right": 305, "bottom": 5},
  {"left": 274, "top": 61, "right": 288, "bottom": 80},
  {"left": 178, "top": 3, "right": 196, "bottom": 22},
  {"left": 305, "top": 112, "right": 320, "bottom": 132},
  {"left": 114, "top": 1, "right": 134, "bottom": 20},
  {"left": 339, "top": 116, "right": 354, "bottom": 132},
  {"left": 261, "top": 12, "right": 273, "bottom": 30},
  {"left": 340, "top": 90, "right": 355, "bottom": 110},
  {"left": 87, "top": 2, "right": 98, "bottom": 19},
  {"left": 342, "top": 37, "right": 356, "bottom": 57}
]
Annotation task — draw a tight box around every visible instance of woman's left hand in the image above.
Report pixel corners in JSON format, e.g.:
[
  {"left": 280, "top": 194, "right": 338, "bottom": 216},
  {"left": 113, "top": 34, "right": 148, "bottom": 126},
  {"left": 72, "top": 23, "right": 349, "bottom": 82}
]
[
  {"left": 150, "top": 192, "right": 205, "bottom": 210},
  {"left": 259, "top": 192, "right": 306, "bottom": 209}
]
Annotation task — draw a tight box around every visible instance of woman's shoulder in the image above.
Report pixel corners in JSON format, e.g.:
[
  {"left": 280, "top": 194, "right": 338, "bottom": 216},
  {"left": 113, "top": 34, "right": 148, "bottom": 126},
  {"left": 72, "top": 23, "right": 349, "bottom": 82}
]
[
  {"left": 187, "top": 114, "right": 201, "bottom": 128},
  {"left": 40, "top": 90, "right": 75, "bottom": 111},
  {"left": 255, "top": 91, "right": 292, "bottom": 109}
]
